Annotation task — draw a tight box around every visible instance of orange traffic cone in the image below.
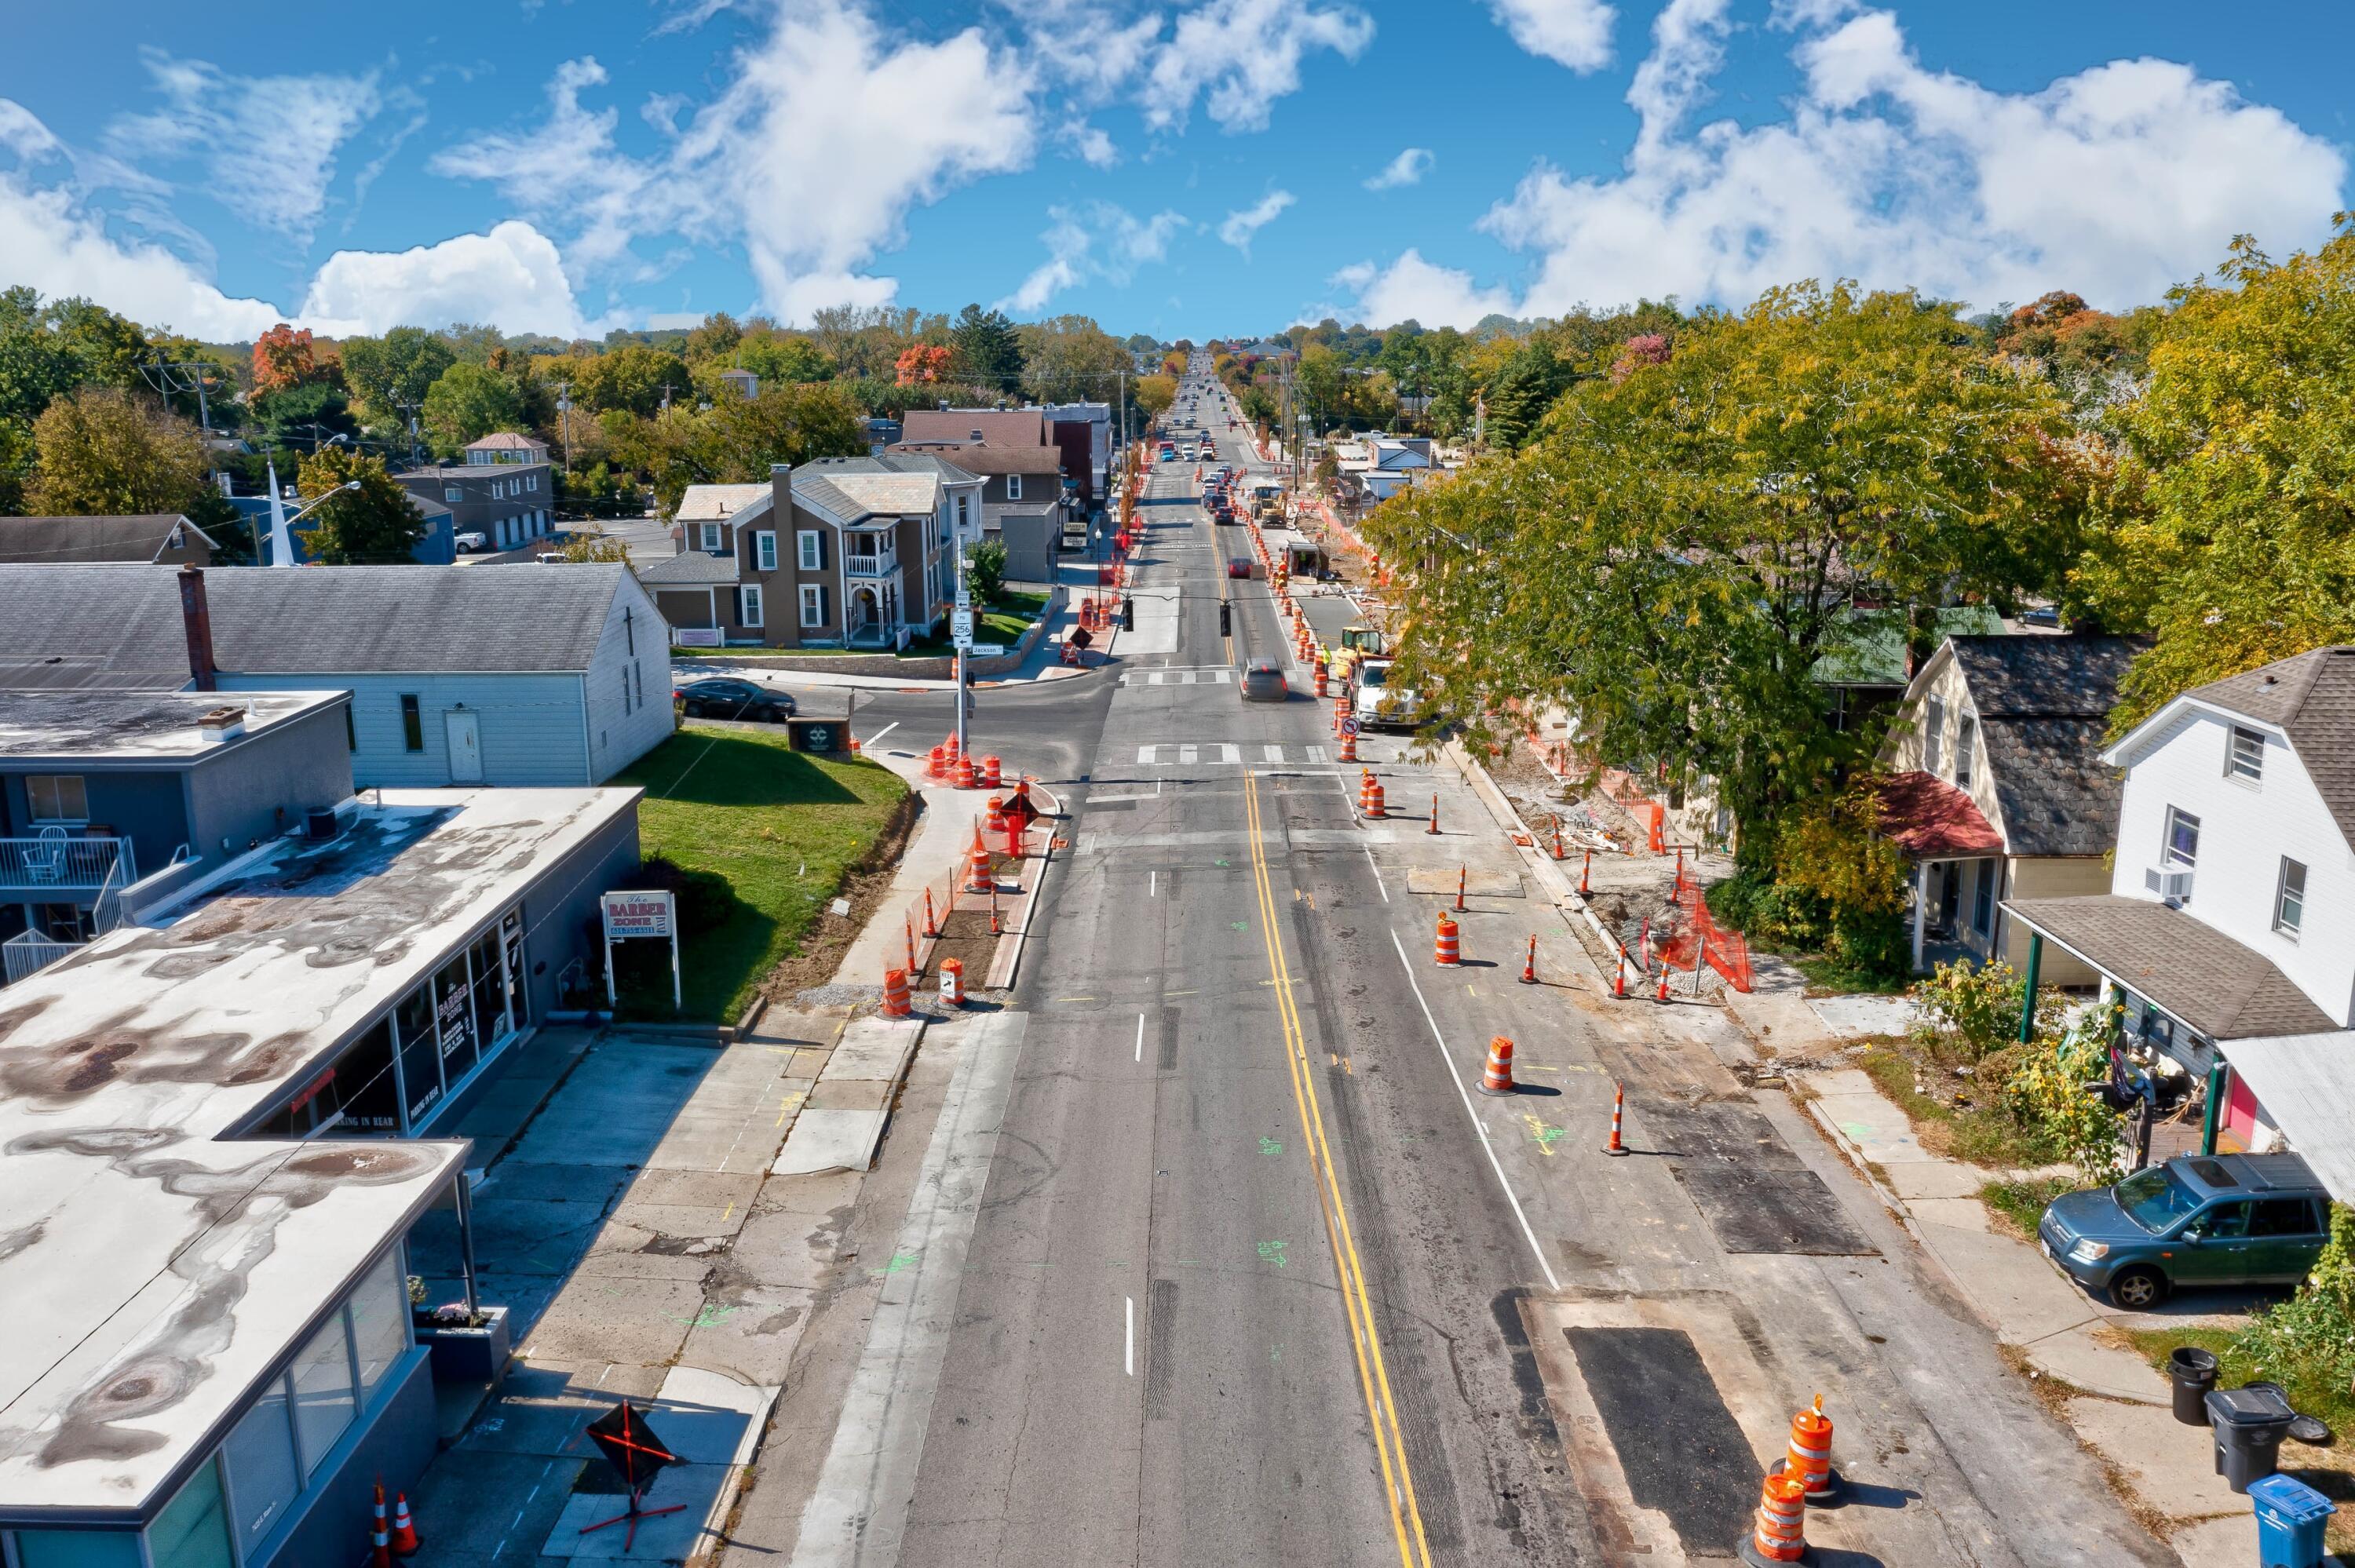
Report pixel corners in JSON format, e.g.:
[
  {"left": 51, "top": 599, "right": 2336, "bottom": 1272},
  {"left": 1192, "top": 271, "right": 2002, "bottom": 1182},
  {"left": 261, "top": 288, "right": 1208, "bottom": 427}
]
[
  {"left": 1656, "top": 964, "right": 1673, "bottom": 1004},
  {"left": 1428, "top": 794, "right": 1442, "bottom": 835},
  {"left": 922, "top": 887, "right": 939, "bottom": 939},
  {"left": 1519, "top": 934, "right": 1538, "bottom": 986},
  {"left": 370, "top": 1482, "right": 392, "bottom": 1568},
  {"left": 1454, "top": 865, "right": 1467, "bottom": 912},
  {"left": 1434, "top": 913, "right": 1462, "bottom": 967},
  {"left": 1477, "top": 1036, "right": 1515, "bottom": 1096},
  {"left": 1614, "top": 944, "right": 1630, "bottom": 997},
  {"left": 389, "top": 1493, "right": 421, "bottom": 1555},
  {"left": 1579, "top": 848, "right": 1591, "bottom": 894},
  {"left": 1603, "top": 1081, "right": 1630, "bottom": 1156}
]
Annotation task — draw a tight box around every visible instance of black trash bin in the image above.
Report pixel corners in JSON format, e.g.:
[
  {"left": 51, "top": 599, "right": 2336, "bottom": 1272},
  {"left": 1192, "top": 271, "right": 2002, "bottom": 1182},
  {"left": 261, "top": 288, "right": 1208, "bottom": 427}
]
[
  {"left": 2169, "top": 1346, "right": 2219, "bottom": 1426},
  {"left": 2209, "top": 1385, "right": 2297, "bottom": 1493}
]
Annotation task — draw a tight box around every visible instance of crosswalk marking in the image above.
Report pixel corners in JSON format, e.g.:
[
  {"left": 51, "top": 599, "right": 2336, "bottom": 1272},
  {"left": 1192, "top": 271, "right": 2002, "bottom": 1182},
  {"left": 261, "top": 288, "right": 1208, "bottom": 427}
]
[
  {"left": 1261, "top": 744, "right": 1284, "bottom": 763},
  {"left": 1119, "top": 668, "right": 1234, "bottom": 686},
  {"left": 1134, "top": 743, "right": 1329, "bottom": 766}
]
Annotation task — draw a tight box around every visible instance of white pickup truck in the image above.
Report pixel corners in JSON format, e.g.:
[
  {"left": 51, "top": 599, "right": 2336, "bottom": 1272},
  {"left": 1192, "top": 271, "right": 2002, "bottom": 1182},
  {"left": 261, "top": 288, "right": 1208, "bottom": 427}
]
[{"left": 1353, "top": 658, "right": 1425, "bottom": 730}]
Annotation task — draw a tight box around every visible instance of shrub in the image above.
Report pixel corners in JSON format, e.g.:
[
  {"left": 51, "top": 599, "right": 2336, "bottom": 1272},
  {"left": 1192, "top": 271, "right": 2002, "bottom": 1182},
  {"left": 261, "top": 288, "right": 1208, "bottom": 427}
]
[
  {"left": 1911, "top": 959, "right": 2067, "bottom": 1062},
  {"left": 1992, "top": 1009, "right": 2122, "bottom": 1183},
  {"left": 633, "top": 855, "right": 736, "bottom": 937},
  {"left": 2235, "top": 1204, "right": 2355, "bottom": 1396}
]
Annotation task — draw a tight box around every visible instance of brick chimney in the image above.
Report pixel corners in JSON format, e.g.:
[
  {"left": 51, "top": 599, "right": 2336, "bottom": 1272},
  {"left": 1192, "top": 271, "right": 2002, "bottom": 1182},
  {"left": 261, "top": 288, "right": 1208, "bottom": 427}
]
[
  {"left": 177, "top": 565, "right": 218, "bottom": 692},
  {"left": 771, "top": 461, "right": 792, "bottom": 521}
]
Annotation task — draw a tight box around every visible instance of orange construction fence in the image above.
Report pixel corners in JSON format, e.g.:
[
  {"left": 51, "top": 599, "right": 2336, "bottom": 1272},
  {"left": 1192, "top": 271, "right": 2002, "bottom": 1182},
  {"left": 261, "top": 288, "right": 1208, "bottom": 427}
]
[{"left": 1667, "top": 859, "right": 1754, "bottom": 993}]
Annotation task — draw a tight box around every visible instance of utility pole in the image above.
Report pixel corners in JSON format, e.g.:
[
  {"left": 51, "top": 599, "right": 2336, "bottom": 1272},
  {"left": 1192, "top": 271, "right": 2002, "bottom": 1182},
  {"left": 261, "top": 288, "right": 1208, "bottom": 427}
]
[{"left": 557, "top": 381, "right": 572, "bottom": 482}]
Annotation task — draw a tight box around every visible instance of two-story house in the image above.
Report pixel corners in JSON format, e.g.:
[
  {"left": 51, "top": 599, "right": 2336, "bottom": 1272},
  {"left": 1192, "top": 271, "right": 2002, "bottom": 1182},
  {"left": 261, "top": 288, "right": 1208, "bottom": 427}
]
[
  {"left": 641, "top": 457, "right": 984, "bottom": 650},
  {"left": 2006, "top": 646, "right": 2355, "bottom": 1172},
  {"left": 888, "top": 441, "right": 1067, "bottom": 582},
  {"left": 393, "top": 432, "right": 557, "bottom": 552},
  {"left": 1876, "top": 633, "right": 2143, "bottom": 977}
]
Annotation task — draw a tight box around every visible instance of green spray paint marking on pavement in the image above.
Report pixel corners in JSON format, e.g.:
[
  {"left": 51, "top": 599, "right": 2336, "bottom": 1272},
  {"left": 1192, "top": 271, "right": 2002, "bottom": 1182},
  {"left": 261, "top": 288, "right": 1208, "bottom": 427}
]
[
  {"left": 672, "top": 1304, "right": 743, "bottom": 1328},
  {"left": 1257, "top": 1240, "right": 1288, "bottom": 1268},
  {"left": 873, "top": 1250, "right": 919, "bottom": 1276},
  {"left": 1522, "top": 1115, "right": 1566, "bottom": 1157},
  {"left": 1232, "top": 921, "right": 1250, "bottom": 931},
  {"left": 1271, "top": 1343, "right": 1283, "bottom": 1366},
  {"left": 1259, "top": 1136, "right": 1283, "bottom": 1156}
]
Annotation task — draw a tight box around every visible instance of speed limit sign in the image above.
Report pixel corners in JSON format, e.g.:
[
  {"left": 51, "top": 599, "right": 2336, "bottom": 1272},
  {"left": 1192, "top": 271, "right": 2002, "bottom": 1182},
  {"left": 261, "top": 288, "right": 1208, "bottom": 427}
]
[{"left": 1340, "top": 715, "right": 1361, "bottom": 737}]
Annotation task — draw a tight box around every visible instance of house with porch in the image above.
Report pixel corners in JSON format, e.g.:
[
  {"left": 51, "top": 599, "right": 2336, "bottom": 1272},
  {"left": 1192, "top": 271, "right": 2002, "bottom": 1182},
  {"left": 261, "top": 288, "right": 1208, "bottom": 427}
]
[
  {"left": 2005, "top": 646, "right": 2355, "bottom": 1174},
  {"left": 643, "top": 457, "right": 983, "bottom": 650},
  {"left": 1876, "top": 633, "right": 2143, "bottom": 976}
]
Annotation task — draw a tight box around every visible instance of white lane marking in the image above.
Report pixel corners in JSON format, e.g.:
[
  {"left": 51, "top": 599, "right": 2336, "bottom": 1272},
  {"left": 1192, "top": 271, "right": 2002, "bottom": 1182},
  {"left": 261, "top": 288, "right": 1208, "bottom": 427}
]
[
  {"left": 1386, "top": 928, "right": 1561, "bottom": 1291},
  {"left": 1136, "top": 745, "right": 1156, "bottom": 764},
  {"left": 1149, "top": 870, "right": 1157, "bottom": 898},
  {"left": 1308, "top": 745, "right": 1328, "bottom": 764},
  {"left": 1364, "top": 841, "right": 1389, "bottom": 901},
  {"left": 1135, "top": 1012, "right": 1145, "bottom": 1063},
  {"left": 1179, "top": 744, "right": 1199, "bottom": 764},
  {"left": 1262, "top": 744, "right": 1284, "bottom": 763},
  {"left": 862, "top": 720, "right": 900, "bottom": 748},
  {"left": 1126, "top": 1295, "right": 1136, "bottom": 1377}
]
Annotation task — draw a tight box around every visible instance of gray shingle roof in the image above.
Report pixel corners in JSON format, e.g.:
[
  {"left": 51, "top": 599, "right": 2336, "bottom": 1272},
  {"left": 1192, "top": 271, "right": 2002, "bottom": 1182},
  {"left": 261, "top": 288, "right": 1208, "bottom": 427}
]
[
  {"left": 1942, "top": 635, "right": 2145, "bottom": 858},
  {"left": 2005, "top": 895, "right": 2339, "bottom": 1041},
  {"left": 2181, "top": 647, "right": 2355, "bottom": 849},
  {"left": 0, "top": 514, "right": 209, "bottom": 564},
  {"left": 0, "top": 563, "right": 631, "bottom": 677},
  {"left": 637, "top": 551, "right": 741, "bottom": 585},
  {"left": 901, "top": 409, "right": 1050, "bottom": 447}
]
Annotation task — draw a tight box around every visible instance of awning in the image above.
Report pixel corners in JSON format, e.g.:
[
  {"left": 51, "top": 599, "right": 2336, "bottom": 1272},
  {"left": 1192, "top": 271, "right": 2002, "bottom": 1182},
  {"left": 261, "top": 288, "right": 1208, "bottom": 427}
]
[
  {"left": 2214, "top": 1033, "right": 2355, "bottom": 1204},
  {"left": 1874, "top": 770, "right": 2004, "bottom": 858},
  {"left": 2003, "top": 895, "right": 2338, "bottom": 1042}
]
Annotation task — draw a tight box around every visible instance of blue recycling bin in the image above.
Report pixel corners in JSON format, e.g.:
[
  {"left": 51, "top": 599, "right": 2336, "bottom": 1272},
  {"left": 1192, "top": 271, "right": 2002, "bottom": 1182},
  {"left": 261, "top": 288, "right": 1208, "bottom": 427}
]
[{"left": 2249, "top": 1473, "right": 2334, "bottom": 1568}]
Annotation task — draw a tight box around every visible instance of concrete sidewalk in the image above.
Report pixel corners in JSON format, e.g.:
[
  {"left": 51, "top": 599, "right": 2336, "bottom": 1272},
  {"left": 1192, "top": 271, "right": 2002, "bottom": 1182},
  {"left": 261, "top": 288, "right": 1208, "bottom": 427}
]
[{"left": 1780, "top": 1037, "right": 2272, "bottom": 1563}]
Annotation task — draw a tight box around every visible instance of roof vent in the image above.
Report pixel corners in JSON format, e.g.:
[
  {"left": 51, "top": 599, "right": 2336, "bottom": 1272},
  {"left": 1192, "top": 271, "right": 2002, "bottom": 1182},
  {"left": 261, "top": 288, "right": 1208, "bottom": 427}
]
[
  {"left": 2264, "top": 673, "right": 2278, "bottom": 684},
  {"left": 305, "top": 806, "right": 341, "bottom": 841},
  {"left": 197, "top": 705, "right": 246, "bottom": 743}
]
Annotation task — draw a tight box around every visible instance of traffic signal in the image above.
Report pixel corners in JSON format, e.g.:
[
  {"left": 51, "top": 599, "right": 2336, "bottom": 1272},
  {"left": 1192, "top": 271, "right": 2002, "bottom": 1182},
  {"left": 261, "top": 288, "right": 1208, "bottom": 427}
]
[
  {"left": 1122, "top": 596, "right": 1136, "bottom": 631},
  {"left": 1219, "top": 602, "right": 1232, "bottom": 637}
]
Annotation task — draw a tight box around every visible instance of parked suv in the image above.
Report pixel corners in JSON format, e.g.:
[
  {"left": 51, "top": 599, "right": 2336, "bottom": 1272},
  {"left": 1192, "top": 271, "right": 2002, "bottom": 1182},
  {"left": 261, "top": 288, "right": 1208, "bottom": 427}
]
[{"left": 2039, "top": 1152, "right": 2330, "bottom": 1309}]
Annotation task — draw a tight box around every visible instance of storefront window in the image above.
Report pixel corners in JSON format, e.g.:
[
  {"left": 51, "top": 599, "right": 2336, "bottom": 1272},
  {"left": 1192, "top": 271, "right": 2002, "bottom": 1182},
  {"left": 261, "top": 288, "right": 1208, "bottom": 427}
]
[
  {"left": 221, "top": 1379, "right": 300, "bottom": 1554},
  {"left": 469, "top": 930, "right": 509, "bottom": 1051},
  {"left": 11, "top": 1531, "right": 142, "bottom": 1568},
  {"left": 338, "top": 1018, "right": 403, "bottom": 1134},
  {"left": 290, "top": 1314, "right": 356, "bottom": 1479},
  {"left": 147, "top": 1457, "right": 236, "bottom": 1568},
  {"left": 349, "top": 1249, "right": 411, "bottom": 1399},
  {"left": 434, "top": 954, "right": 479, "bottom": 1085},
  {"left": 502, "top": 909, "right": 528, "bottom": 1032},
  {"left": 397, "top": 985, "right": 441, "bottom": 1128}
]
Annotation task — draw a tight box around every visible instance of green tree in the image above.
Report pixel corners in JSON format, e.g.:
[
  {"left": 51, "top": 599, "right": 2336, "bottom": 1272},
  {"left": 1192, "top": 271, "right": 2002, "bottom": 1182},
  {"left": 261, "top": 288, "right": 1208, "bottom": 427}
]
[
  {"left": 1365, "top": 283, "right": 2080, "bottom": 861},
  {"left": 683, "top": 312, "right": 744, "bottom": 363},
  {"left": 339, "top": 327, "right": 457, "bottom": 432},
  {"left": 1017, "top": 314, "right": 1126, "bottom": 404},
  {"left": 622, "top": 383, "right": 869, "bottom": 516},
  {"left": 569, "top": 345, "right": 694, "bottom": 418},
  {"left": 951, "top": 304, "right": 1023, "bottom": 391},
  {"left": 184, "top": 483, "right": 257, "bottom": 564},
  {"left": 965, "top": 538, "right": 1008, "bottom": 602},
  {"left": 2076, "top": 224, "right": 2355, "bottom": 731},
  {"left": 294, "top": 447, "right": 426, "bottom": 563},
  {"left": 734, "top": 335, "right": 835, "bottom": 386},
  {"left": 1133, "top": 374, "right": 1177, "bottom": 420},
  {"left": 422, "top": 360, "right": 528, "bottom": 454},
  {"left": 24, "top": 387, "right": 206, "bottom": 516},
  {"left": 250, "top": 380, "right": 361, "bottom": 457}
]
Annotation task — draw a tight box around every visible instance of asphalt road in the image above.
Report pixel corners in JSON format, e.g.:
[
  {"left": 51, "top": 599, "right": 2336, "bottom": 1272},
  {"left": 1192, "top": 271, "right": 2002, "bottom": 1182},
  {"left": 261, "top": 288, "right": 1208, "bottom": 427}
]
[{"left": 878, "top": 376, "right": 1601, "bottom": 1566}]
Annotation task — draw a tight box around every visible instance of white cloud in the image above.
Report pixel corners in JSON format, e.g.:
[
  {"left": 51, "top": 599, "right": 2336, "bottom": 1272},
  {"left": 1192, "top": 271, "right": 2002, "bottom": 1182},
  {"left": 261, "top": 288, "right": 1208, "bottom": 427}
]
[
  {"left": 1342, "top": 3, "right": 2346, "bottom": 326},
  {"left": 439, "top": 3, "right": 1038, "bottom": 323},
  {"left": 1329, "top": 250, "right": 1516, "bottom": 329},
  {"left": 104, "top": 50, "right": 381, "bottom": 242},
  {"left": 1144, "top": 0, "right": 1374, "bottom": 133},
  {"left": 0, "top": 162, "right": 284, "bottom": 340},
  {"left": 998, "top": 202, "right": 1187, "bottom": 312},
  {"left": 1218, "top": 189, "right": 1294, "bottom": 256},
  {"left": 298, "top": 221, "right": 590, "bottom": 337},
  {"left": 1486, "top": 0, "right": 1616, "bottom": 73},
  {"left": 1364, "top": 147, "right": 1433, "bottom": 191},
  {"left": 1067, "top": 121, "right": 1119, "bottom": 168}
]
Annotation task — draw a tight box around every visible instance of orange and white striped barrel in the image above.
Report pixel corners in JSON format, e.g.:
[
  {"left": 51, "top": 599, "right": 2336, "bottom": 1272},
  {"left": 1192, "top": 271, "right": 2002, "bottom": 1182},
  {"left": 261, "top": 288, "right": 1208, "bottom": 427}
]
[
  {"left": 1434, "top": 914, "right": 1462, "bottom": 967},
  {"left": 1784, "top": 1395, "right": 1835, "bottom": 1499},
  {"left": 956, "top": 753, "right": 977, "bottom": 789},
  {"left": 965, "top": 830, "right": 995, "bottom": 894},
  {"left": 1339, "top": 730, "right": 1358, "bottom": 763},
  {"left": 1478, "top": 1035, "right": 1514, "bottom": 1095},
  {"left": 982, "top": 755, "right": 1002, "bottom": 789},
  {"left": 1749, "top": 1472, "right": 1807, "bottom": 1562},
  {"left": 984, "top": 796, "right": 1007, "bottom": 836},
  {"left": 881, "top": 967, "right": 914, "bottom": 1019},
  {"left": 1362, "top": 777, "right": 1386, "bottom": 819}
]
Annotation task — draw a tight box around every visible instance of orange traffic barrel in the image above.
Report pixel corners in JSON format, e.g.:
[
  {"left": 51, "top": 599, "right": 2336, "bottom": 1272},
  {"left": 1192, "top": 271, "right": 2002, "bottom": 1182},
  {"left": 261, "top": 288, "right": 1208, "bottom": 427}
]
[
  {"left": 956, "top": 753, "right": 977, "bottom": 789},
  {"left": 940, "top": 958, "right": 966, "bottom": 1008},
  {"left": 1434, "top": 913, "right": 1461, "bottom": 967},
  {"left": 1743, "top": 1472, "right": 1807, "bottom": 1563},
  {"left": 964, "top": 830, "right": 994, "bottom": 894},
  {"left": 1478, "top": 1036, "right": 1514, "bottom": 1095},
  {"left": 1362, "top": 776, "right": 1386, "bottom": 819},
  {"left": 1775, "top": 1395, "right": 1840, "bottom": 1502},
  {"left": 981, "top": 755, "right": 1002, "bottom": 789},
  {"left": 984, "top": 796, "right": 1007, "bottom": 836},
  {"left": 881, "top": 968, "right": 914, "bottom": 1019}
]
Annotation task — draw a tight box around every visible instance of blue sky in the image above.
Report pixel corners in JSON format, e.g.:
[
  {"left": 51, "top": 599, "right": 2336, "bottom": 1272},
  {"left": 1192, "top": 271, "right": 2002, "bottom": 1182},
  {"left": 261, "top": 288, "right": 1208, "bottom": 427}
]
[{"left": 2, "top": 0, "right": 2350, "bottom": 342}]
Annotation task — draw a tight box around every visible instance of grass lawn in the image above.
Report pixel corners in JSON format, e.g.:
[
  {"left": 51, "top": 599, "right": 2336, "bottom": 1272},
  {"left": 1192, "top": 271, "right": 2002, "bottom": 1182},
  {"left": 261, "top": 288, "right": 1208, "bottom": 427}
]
[
  {"left": 613, "top": 725, "right": 908, "bottom": 1022},
  {"left": 1980, "top": 1175, "right": 2083, "bottom": 1238},
  {"left": 1787, "top": 953, "right": 1911, "bottom": 996},
  {"left": 1857, "top": 1036, "right": 2072, "bottom": 1169},
  {"left": 897, "top": 594, "right": 1046, "bottom": 657}
]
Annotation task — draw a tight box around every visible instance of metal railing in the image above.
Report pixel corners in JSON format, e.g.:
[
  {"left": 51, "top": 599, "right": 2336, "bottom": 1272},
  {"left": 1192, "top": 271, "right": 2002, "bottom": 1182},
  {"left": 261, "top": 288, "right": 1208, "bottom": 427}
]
[
  {"left": 3, "top": 930, "right": 79, "bottom": 985},
  {"left": 0, "top": 834, "right": 135, "bottom": 895}
]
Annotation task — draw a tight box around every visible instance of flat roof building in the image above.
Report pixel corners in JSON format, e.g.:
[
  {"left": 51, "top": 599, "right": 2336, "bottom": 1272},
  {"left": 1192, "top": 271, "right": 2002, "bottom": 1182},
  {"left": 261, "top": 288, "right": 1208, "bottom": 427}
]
[{"left": 0, "top": 783, "right": 640, "bottom": 1568}]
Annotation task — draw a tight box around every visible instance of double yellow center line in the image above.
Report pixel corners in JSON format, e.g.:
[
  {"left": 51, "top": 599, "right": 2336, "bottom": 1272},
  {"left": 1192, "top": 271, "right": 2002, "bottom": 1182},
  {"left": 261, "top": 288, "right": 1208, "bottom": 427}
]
[{"left": 1241, "top": 771, "right": 1433, "bottom": 1568}]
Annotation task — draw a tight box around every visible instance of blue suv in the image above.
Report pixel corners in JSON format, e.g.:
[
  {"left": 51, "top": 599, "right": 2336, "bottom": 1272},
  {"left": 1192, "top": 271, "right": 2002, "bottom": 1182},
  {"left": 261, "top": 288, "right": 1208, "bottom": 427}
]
[{"left": 2038, "top": 1152, "right": 2331, "bottom": 1310}]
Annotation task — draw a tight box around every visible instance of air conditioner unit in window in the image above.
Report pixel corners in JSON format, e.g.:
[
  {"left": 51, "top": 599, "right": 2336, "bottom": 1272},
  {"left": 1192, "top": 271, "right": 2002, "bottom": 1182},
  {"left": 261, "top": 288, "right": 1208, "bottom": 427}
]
[{"left": 2145, "top": 866, "right": 2194, "bottom": 905}]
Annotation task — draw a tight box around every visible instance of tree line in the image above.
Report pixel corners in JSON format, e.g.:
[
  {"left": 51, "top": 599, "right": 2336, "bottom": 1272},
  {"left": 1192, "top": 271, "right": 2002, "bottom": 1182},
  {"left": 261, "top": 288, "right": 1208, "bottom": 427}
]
[{"left": 0, "top": 294, "right": 1160, "bottom": 559}]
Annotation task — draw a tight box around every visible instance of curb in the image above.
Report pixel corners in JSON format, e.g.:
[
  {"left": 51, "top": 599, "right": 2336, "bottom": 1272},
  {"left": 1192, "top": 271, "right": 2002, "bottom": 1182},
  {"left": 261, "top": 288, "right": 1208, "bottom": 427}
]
[{"left": 987, "top": 797, "right": 1064, "bottom": 990}]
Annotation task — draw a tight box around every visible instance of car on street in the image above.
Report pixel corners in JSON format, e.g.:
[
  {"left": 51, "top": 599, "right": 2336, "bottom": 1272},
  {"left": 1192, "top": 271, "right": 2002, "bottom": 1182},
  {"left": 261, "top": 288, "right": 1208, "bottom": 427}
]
[
  {"left": 454, "top": 531, "right": 488, "bottom": 553},
  {"left": 1240, "top": 659, "right": 1287, "bottom": 702},
  {"left": 2037, "top": 1152, "right": 2330, "bottom": 1309},
  {"left": 674, "top": 677, "right": 796, "bottom": 723},
  {"left": 1227, "top": 556, "right": 1253, "bottom": 578},
  {"left": 1353, "top": 658, "right": 1426, "bottom": 729}
]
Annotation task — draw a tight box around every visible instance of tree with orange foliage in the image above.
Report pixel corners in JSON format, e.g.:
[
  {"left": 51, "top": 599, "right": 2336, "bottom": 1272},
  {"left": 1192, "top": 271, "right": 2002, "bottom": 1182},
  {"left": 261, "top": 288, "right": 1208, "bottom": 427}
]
[
  {"left": 250, "top": 323, "right": 338, "bottom": 398},
  {"left": 893, "top": 344, "right": 951, "bottom": 385}
]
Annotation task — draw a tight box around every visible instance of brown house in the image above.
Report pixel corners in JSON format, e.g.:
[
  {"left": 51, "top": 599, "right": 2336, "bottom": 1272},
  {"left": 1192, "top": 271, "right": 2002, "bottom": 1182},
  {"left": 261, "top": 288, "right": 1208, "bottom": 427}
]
[
  {"left": 640, "top": 456, "right": 986, "bottom": 649},
  {"left": 887, "top": 442, "right": 1068, "bottom": 583}
]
